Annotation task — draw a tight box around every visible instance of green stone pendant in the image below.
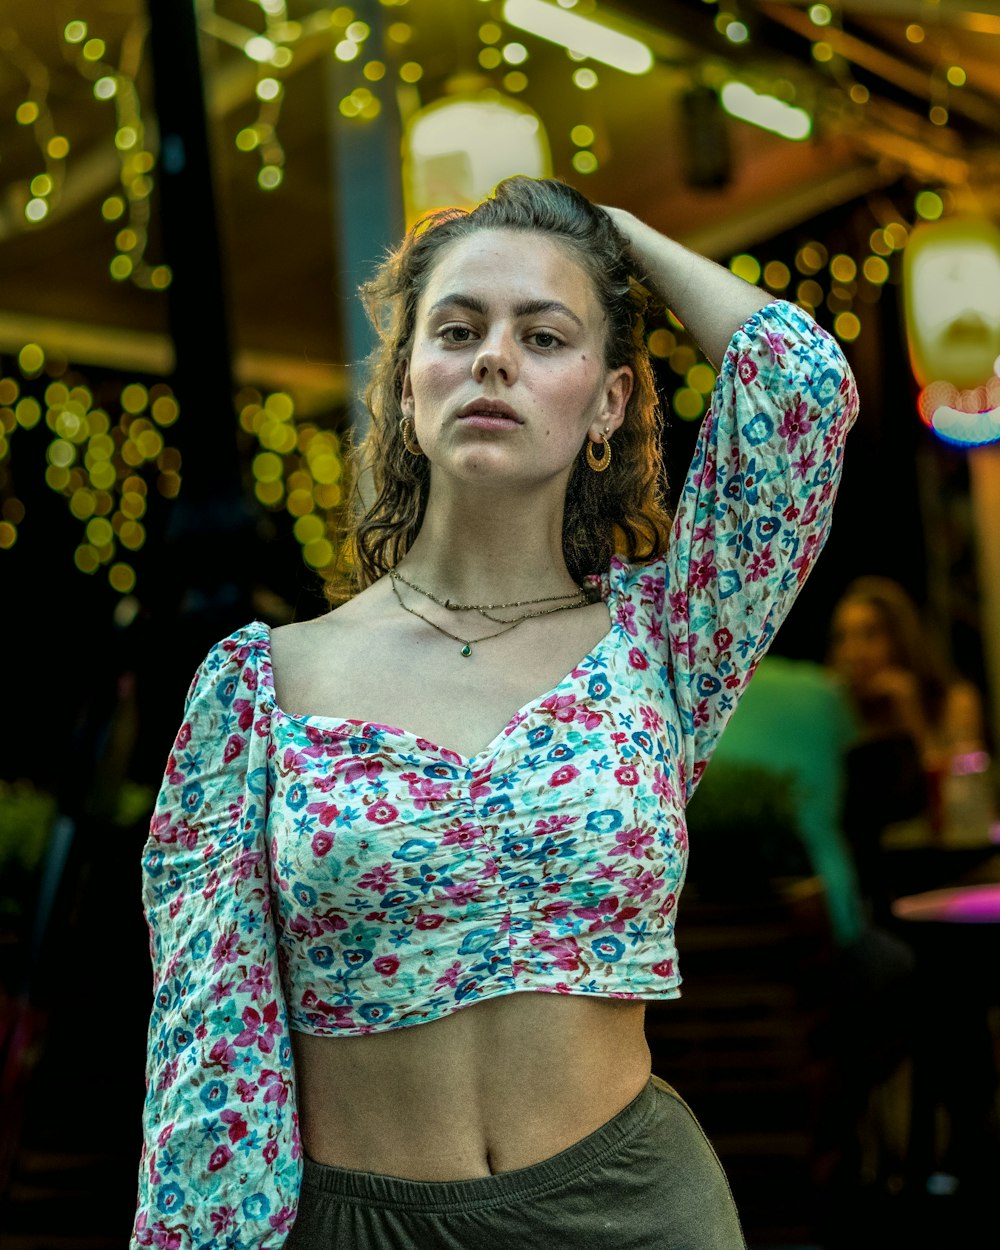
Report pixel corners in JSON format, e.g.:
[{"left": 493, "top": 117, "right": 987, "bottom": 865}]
[{"left": 461, "top": 643, "right": 472, "bottom": 657}]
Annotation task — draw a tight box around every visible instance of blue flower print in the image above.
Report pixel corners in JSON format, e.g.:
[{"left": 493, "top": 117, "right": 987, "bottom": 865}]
[
  {"left": 458, "top": 928, "right": 497, "bottom": 955},
  {"left": 592, "top": 936, "right": 626, "bottom": 962},
  {"left": 546, "top": 743, "right": 576, "bottom": 762},
  {"left": 480, "top": 794, "right": 514, "bottom": 818},
  {"left": 359, "top": 1002, "right": 393, "bottom": 1024},
  {"left": 307, "top": 946, "right": 335, "bottom": 968},
  {"left": 631, "top": 730, "right": 655, "bottom": 755},
  {"left": 393, "top": 838, "right": 437, "bottom": 862},
  {"left": 343, "top": 947, "right": 373, "bottom": 968},
  {"left": 586, "top": 809, "right": 624, "bottom": 834},
  {"left": 242, "top": 1193, "right": 272, "bottom": 1221},
  {"left": 526, "top": 724, "right": 554, "bottom": 748},
  {"left": 741, "top": 411, "right": 774, "bottom": 445},
  {"left": 755, "top": 515, "right": 781, "bottom": 544},
  {"left": 380, "top": 888, "right": 419, "bottom": 909},
  {"left": 181, "top": 781, "right": 204, "bottom": 814},
  {"left": 413, "top": 864, "right": 454, "bottom": 895},
  {"left": 189, "top": 928, "right": 212, "bottom": 960},
  {"left": 743, "top": 456, "right": 762, "bottom": 504},
  {"left": 286, "top": 781, "right": 309, "bottom": 810},
  {"left": 588, "top": 673, "right": 611, "bottom": 700},
  {"left": 199, "top": 1079, "right": 228, "bottom": 1111},
  {"left": 501, "top": 835, "right": 535, "bottom": 858},
  {"left": 423, "top": 761, "right": 460, "bottom": 781},
  {"left": 293, "top": 884, "right": 318, "bottom": 908},
  {"left": 723, "top": 472, "right": 743, "bottom": 502},
  {"left": 144, "top": 847, "right": 165, "bottom": 878},
  {"left": 217, "top": 675, "right": 238, "bottom": 707},
  {"left": 455, "top": 976, "right": 484, "bottom": 1002},
  {"left": 156, "top": 1182, "right": 186, "bottom": 1215},
  {"left": 811, "top": 367, "right": 841, "bottom": 405},
  {"left": 172, "top": 1027, "right": 193, "bottom": 1053},
  {"left": 696, "top": 674, "right": 722, "bottom": 697},
  {"left": 718, "top": 569, "right": 742, "bottom": 599}
]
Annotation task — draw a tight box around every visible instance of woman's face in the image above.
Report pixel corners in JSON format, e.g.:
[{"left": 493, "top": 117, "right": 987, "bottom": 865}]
[
  {"left": 828, "top": 598, "right": 896, "bottom": 690},
  {"left": 400, "top": 228, "right": 632, "bottom": 491}
]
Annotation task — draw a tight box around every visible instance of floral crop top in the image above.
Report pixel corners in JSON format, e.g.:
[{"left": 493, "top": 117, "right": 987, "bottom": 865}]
[{"left": 132, "top": 300, "right": 858, "bottom": 1247}]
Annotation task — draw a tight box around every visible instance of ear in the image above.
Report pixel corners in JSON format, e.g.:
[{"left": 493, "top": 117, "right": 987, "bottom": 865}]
[
  {"left": 399, "top": 359, "right": 414, "bottom": 416},
  {"left": 593, "top": 365, "right": 633, "bottom": 438}
]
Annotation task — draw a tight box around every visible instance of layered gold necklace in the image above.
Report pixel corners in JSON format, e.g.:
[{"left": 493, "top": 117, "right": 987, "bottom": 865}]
[{"left": 388, "top": 567, "right": 594, "bottom": 657}]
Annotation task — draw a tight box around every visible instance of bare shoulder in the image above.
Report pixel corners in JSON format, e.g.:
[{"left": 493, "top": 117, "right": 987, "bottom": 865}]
[{"left": 269, "top": 580, "right": 391, "bottom": 710}]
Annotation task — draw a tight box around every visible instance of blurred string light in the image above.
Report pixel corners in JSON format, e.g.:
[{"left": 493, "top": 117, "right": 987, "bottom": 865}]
[
  {"left": 0, "top": 350, "right": 182, "bottom": 593},
  {"left": 719, "top": 80, "right": 811, "bottom": 139},
  {"left": 239, "top": 389, "right": 348, "bottom": 576},
  {"left": 4, "top": 27, "right": 71, "bottom": 228},
  {"left": 502, "top": 0, "right": 653, "bottom": 75}
]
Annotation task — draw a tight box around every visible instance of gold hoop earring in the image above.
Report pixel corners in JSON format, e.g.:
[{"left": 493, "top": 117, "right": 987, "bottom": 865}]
[
  {"left": 399, "top": 416, "right": 423, "bottom": 457},
  {"left": 586, "top": 433, "right": 611, "bottom": 473}
]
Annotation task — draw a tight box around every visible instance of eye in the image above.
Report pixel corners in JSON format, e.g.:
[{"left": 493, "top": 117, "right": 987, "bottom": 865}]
[
  {"left": 528, "top": 331, "right": 562, "bottom": 349},
  {"left": 440, "top": 325, "right": 476, "bottom": 343}
]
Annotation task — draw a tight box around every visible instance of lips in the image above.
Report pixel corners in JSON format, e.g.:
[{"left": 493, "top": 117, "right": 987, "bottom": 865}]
[{"left": 457, "top": 399, "right": 521, "bottom": 422}]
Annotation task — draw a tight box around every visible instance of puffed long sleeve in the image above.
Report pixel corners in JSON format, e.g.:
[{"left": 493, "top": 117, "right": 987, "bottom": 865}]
[
  {"left": 609, "top": 300, "right": 859, "bottom": 799},
  {"left": 132, "top": 627, "right": 301, "bottom": 1249}
]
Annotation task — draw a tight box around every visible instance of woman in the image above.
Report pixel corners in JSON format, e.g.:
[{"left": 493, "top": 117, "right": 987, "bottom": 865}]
[{"left": 132, "top": 177, "right": 858, "bottom": 1249}]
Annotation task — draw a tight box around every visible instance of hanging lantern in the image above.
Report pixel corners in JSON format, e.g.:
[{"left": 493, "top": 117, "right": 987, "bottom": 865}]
[
  {"left": 401, "top": 89, "right": 551, "bottom": 229},
  {"left": 904, "top": 216, "right": 1000, "bottom": 446}
]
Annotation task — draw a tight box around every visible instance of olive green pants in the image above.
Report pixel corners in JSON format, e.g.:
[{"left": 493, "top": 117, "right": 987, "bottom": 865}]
[{"left": 284, "top": 1075, "right": 746, "bottom": 1249}]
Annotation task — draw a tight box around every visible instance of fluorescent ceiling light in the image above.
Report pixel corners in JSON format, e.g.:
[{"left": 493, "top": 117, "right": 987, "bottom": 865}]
[
  {"left": 719, "top": 82, "right": 812, "bottom": 140},
  {"left": 502, "top": 0, "right": 654, "bottom": 75}
]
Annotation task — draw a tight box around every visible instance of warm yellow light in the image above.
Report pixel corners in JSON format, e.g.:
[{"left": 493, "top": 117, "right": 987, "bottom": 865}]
[
  {"left": 82, "top": 38, "right": 106, "bottom": 61},
  {"left": 503, "top": 71, "right": 528, "bottom": 92},
  {"left": 812, "top": 41, "right": 833, "bottom": 62},
  {"left": 503, "top": 42, "right": 528, "bottom": 64},
  {"left": 906, "top": 24, "right": 925, "bottom": 42},
  {"left": 884, "top": 222, "right": 909, "bottom": 250},
  {"left": 929, "top": 106, "right": 949, "bottom": 126},
  {"left": 25, "top": 199, "right": 49, "bottom": 222},
  {"left": 16, "top": 397, "right": 41, "bottom": 427},
  {"left": 245, "top": 36, "right": 277, "bottom": 62},
  {"left": 670, "top": 345, "right": 696, "bottom": 375},
  {"left": 236, "top": 127, "right": 259, "bottom": 151},
  {"left": 19, "top": 344, "right": 44, "bottom": 375},
  {"left": 763, "top": 261, "right": 790, "bottom": 289},
  {"left": 724, "top": 21, "right": 749, "bottom": 44},
  {"left": 259, "top": 165, "right": 284, "bottom": 189},
  {"left": 849, "top": 83, "right": 869, "bottom": 104},
  {"left": 573, "top": 68, "right": 598, "bottom": 89},
  {"left": 109, "top": 563, "right": 137, "bottom": 592},
  {"left": 388, "top": 22, "right": 412, "bottom": 42},
  {"left": 809, "top": 4, "right": 832, "bottom": 24},
  {"left": 863, "top": 256, "right": 890, "bottom": 285},
  {"left": 479, "top": 48, "right": 502, "bottom": 68},
  {"left": 115, "top": 127, "right": 138, "bottom": 150},
  {"left": 915, "top": 189, "right": 944, "bottom": 220},
  {"left": 947, "top": 65, "right": 966, "bottom": 87},
  {"left": 830, "top": 253, "right": 857, "bottom": 282},
  {"left": 74, "top": 544, "right": 99, "bottom": 573},
  {"left": 347, "top": 20, "right": 370, "bottom": 41},
  {"left": 797, "top": 279, "right": 823, "bottom": 307},
  {"left": 16, "top": 102, "right": 39, "bottom": 125},
  {"left": 480, "top": 22, "right": 502, "bottom": 43},
  {"left": 0, "top": 522, "right": 16, "bottom": 550},
  {"left": 399, "top": 61, "right": 423, "bottom": 82},
  {"left": 673, "top": 388, "right": 704, "bottom": 420},
  {"left": 687, "top": 363, "right": 716, "bottom": 394},
  {"left": 64, "top": 20, "right": 87, "bottom": 43},
  {"left": 720, "top": 81, "right": 811, "bottom": 140},
  {"left": 503, "top": 0, "right": 653, "bottom": 74},
  {"left": 571, "top": 150, "right": 597, "bottom": 173},
  {"left": 363, "top": 60, "right": 386, "bottom": 80},
  {"left": 256, "top": 77, "right": 282, "bottom": 100},
  {"left": 102, "top": 196, "right": 125, "bottom": 221},
  {"left": 303, "top": 537, "right": 335, "bottom": 568},
  {"left": 834, "top": 312, "right": 861, "bottom": 341},
  {"left": 31, "top": 175, "right": 53, "bottom": 196},
  {"left": 729, "top": 254, "right": 762, "bottom": 284},
  {"left": 151, "top": 265, "right": 173, "bottom": 289},
  {"left": 647, "top": 328, "right": 675, "bottom": 358},
  {"left": 570, "top": 124, "right": 594, "bottom": 146},
  {"left": 94, "top": 75, "right": 117, "bottom": 100}
]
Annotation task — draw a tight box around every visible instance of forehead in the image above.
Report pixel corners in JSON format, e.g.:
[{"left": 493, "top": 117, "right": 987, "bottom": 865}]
[{"left": 418, "top": 228, "right": 600, "bottom": 318}]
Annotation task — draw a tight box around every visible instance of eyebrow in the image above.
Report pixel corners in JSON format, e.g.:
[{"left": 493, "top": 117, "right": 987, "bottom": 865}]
[{"left": 427, "top": 293, "right": 585, "bottom": 329}]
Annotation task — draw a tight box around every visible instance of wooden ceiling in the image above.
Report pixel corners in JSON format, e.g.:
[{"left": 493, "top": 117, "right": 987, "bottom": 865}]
[{"left": 1, "top": 0, "right": 998, "bottom": 410}]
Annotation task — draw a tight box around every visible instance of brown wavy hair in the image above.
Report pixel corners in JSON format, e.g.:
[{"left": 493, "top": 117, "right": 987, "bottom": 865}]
[{"left": 325, "top": 175, "right": 673, "bottom": 603}]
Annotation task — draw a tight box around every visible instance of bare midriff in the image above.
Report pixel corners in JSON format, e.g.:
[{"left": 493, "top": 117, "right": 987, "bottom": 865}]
[{"left": 290, "top": 991, "right": 651, "bottom": 1181}]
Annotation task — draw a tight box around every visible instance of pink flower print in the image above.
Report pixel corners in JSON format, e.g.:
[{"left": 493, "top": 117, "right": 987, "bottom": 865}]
[
  {"left": 690, "top": 552, "right": 717, "bottom": 590},
  {"left": 693, "top": 699, "right": 710, "bottom": 728},
  {"left": 176, "top": 722, "right": 192, "bottom": 750},
  {"left": 236, "top": 1078, "right": 256, "bottom": 1104},
  {"left": 541, "top": 693, "right": 578, "bottom": 722},
  {"left": 233, "top": 999, "right": 282, "bottom": 1054},
  {"left": 434, "top": 960, "right": 462, "bottom": 989},
  {"left": 222, "top": 734, "right": 244, "bottom": 764},
  {"left": 444, "top": 881, "right": 483, "bottom": 905},
  {"left": 724, "top": 673, "right": 743, "bottom": 690},
  {"left": 208, "top": 1144, "right": 233, "bottom": 1173},
  {"left": 746, "top": 548, "right": 776, "bottom": 582},
  {"left": 615, "top": 600, "right": 638, "bottom": 637},
  {"left": 311, "top": 830, "right": 334, "bottom": 857},
  {"left": 575, "top": 707, "right": 603, "bottom": 730},
  {"left": 641, "top": 706, "right": 665, "bottom": 734},
  {"left": 366, "top": 800, "right": 399, "bottom": 825},
  {"left": 792, "top": 446, "right": 818, "bottom": 481},
  {"left": 737, "top": 354, "right": 758, "bottom": 384},
  {"left": 211, "top": 930, "right": 241, "bottom": 973},
  {"left": 534, "top": 934, "right": 582, "bottom": 971},
  {"left": 667, "top": 590, "right": 688, "bottom": 624},
  {"left": 374, "top": 955, "right": 399, "bottom": 976},
  {"left": 763, "top": 328, "right": 787, "bottom": 362},
  {"left": 220, "top": 1109, "right": 248, "bottom": 1144},
  {"left": 441, "top": 822, "right": 482, "bottom": 849},
  {"left": 549, "top": 764, "right": 580, "bottom": 787},
  {"left": 340, "top": 757, "right": 384, "bottom": 784},
  {"left": 357, "top": 863, "right": 398, "bottom": 893},
  {"left": 308, "top": 799, "right": 340, "bottom": 827},
  {"left": 778, "top": 398, "right": 812, "bottom": 452},
  {"left": 614, "top": 765, "right": 639, "bottom": 787},
  {"left": 622, "top": 870, "right": 663, "bottom": 902},
  {"left": 237, "top": 961, "right": 273, "bottom": 1001},
  {"left": 713, "top": 627, "right": 733, "bottom": 653},
  {"left": 659, "top": 891, "right": 678, "bottom": 918},
  {"left": 209, "top": 1207, "right": 238, "bottom": 1236},
  {"left": 610, "top": 826, "right": 653, "bottom": 858},
  {"left": 270, "top": 1207, "right": 296, "bottom": 1234},
  {"left": 540, "top": 898, "right": 572, "bottom": 921},
  {"left": 652, "top": 958, "right": 675, "bottom": 978},
  {"left": 638, "top": 573, "right": 665, "bottom": 614},
  {"left": 574, "top": 895, "right": 620, "bottom": 931},
  {"left": 259, "top": 1068, "right": 292, "bottom": 1108},
  {"left": 401, "top": 774, "right": 453, "bottom": 808},
  {"left": 674, "top": 824, "right": 688, "bottom": 852},
  {"left": 589, "top": 863, "right": 622, "bottom": 884},
  {"left": 415, "top": 912, "right": 445, "bottom": 930},
  {"left": 628, "top": 648, "right": 649, "bottom": 670},
  {"left": 233, "top": 697, "right": 254, "bottom": 731}
]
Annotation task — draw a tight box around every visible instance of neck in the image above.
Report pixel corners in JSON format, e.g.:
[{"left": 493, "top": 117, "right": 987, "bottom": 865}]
[{"left": 399, "top": 479, "right": 580, "bottom": 602}]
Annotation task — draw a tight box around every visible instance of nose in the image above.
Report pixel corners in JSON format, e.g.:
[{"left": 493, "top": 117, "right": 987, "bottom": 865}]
[{"left": 472, "top": 328, "right": 517, "bottom": 385}]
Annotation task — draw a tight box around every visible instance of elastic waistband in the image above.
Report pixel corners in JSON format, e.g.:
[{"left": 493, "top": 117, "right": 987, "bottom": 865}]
[{"left": 300, "top": 1075, "right": 664, "bottom": 1214}]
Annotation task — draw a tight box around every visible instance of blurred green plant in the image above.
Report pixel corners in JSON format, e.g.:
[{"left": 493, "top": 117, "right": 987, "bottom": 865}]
[{"left": 0, "top": 778, "right": 58, "bottom": 927}]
